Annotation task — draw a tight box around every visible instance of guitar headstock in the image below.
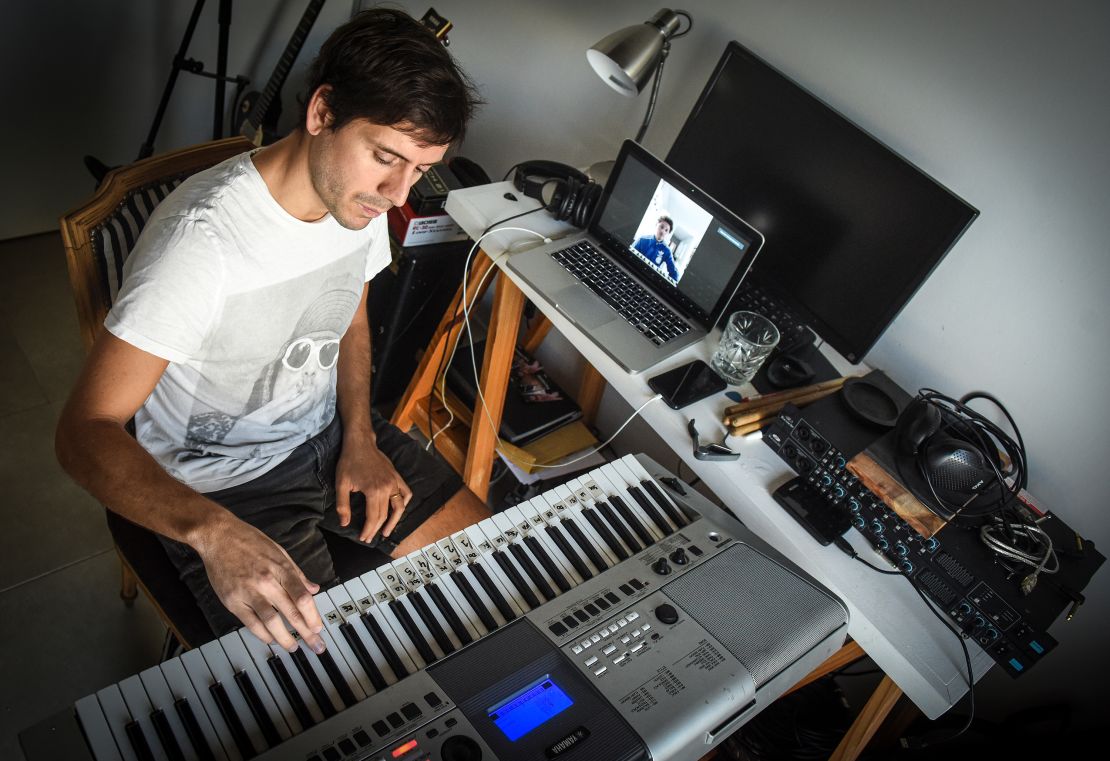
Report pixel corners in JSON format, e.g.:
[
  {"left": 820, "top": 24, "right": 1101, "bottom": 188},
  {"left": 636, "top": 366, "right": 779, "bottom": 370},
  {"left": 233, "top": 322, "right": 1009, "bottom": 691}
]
[{"left": 420, "top": 7, "right": 452, "bottom": 45}]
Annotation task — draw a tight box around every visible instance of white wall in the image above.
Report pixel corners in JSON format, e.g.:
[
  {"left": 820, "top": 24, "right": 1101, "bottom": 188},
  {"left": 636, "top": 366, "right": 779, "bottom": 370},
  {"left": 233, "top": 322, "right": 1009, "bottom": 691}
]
[{"left": 8, "top": 0, "right": 1108, "bottom": 733}]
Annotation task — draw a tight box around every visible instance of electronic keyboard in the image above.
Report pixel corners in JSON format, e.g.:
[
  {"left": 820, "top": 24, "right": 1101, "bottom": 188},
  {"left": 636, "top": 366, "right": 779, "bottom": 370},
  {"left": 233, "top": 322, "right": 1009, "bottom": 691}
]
[{"left": 47, "top": 454, "right": 849, "bottom": 761}]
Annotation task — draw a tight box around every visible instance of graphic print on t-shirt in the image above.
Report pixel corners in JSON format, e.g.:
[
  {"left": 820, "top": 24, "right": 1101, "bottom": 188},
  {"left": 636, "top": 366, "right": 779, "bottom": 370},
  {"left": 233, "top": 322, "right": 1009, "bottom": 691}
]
[{"left": 180, "top": 256, "right": 364, "bottom": 462}]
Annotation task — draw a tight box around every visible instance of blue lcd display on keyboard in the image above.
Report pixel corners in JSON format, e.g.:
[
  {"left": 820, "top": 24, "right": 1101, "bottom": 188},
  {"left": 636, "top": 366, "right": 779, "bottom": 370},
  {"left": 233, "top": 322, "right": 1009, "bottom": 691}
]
[{"left": 488, "top": 674, "right": 574, "bottom": 741}]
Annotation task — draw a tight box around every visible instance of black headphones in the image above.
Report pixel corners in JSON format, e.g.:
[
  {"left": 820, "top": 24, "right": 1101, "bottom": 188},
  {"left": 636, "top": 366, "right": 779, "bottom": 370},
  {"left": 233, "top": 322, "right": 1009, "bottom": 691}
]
[
  {"left": 511, "top": 160, "right": 603, "bottom": 229},
  {"left": 894, "top": 389, "right": 1026, "bottom": 518}
]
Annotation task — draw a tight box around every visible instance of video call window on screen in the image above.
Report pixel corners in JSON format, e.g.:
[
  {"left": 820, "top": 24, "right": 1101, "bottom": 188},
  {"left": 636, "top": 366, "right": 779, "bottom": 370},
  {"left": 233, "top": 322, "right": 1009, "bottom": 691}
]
[{"left": 627, "top": 179, "right": 712, "bottom": 286}]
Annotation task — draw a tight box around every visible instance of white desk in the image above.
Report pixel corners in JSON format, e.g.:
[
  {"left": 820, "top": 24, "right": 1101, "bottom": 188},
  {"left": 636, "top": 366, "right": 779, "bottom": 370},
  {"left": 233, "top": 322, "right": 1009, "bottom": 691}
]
[{"left": 442, "top": 181, "right": 994, "bottom": 725}]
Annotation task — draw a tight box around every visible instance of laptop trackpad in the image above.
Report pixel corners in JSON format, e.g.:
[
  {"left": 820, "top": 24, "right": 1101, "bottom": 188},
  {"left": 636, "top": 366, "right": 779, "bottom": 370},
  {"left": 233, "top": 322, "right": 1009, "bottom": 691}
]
[{"left": 551, "top": 284, "right": 615, "bottom": 329}]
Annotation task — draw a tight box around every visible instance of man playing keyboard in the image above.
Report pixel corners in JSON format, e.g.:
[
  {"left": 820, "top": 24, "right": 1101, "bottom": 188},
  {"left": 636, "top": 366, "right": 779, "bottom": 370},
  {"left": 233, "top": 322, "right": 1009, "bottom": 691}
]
[{"left": 55, "top": 9, "right": 487, "bottom": 658}]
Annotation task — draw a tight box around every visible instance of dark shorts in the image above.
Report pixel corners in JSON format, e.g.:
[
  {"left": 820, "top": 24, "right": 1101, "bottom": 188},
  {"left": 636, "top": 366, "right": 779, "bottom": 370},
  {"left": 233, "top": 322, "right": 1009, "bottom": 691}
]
[{"left": 159, "top": 412, "right": 464, "bottom": 636}]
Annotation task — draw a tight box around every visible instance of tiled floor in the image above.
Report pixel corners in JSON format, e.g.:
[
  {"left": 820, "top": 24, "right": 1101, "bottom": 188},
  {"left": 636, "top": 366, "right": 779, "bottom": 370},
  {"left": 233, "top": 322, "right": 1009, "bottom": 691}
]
[{"left": 0, "top": 232, "right": 169, "bottom": 759}]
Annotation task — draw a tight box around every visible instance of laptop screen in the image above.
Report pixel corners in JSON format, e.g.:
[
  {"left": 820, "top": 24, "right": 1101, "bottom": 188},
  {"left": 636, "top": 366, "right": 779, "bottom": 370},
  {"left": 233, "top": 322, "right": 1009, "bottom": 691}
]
[{"left": 592, "top": 141, "right": 764, "bottom": 325}]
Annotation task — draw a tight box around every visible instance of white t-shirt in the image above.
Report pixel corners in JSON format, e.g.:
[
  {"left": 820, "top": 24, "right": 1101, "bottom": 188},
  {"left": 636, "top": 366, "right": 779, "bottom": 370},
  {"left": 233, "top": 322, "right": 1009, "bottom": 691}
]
[{"left": 105, "top": 151, "right": 391, "bottom": 492}]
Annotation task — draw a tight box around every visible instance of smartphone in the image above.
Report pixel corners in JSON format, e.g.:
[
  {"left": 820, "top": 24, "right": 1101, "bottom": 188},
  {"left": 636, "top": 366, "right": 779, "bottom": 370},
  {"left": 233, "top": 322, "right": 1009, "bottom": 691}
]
[
  {"left": 771, "top": 477, "right": 852, "bottom": 546},
  {"left": 647, "top": 359, "right": 727, "bottom": 410}
]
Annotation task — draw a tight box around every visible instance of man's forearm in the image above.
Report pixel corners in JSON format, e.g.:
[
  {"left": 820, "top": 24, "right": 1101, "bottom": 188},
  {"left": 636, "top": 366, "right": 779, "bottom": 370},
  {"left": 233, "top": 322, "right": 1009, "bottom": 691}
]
[
  {"left": 55, "top": 417, "right": 232, "bottom": 551},
  {"left": 337, "top": 289, "right": 375, "bottom": 445}
]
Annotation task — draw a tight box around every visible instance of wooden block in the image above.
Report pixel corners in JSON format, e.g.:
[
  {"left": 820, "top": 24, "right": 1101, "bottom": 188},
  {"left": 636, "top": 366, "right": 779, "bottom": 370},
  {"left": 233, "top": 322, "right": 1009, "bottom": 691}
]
[{"left": 846, "top": 451, "right": 947, "bottom": 538}]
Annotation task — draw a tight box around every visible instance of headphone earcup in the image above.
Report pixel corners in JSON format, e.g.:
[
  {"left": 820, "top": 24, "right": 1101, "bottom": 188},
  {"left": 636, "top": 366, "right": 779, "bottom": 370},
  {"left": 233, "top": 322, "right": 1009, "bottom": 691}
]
[{"left": 895, "top": 398, "right": 943, "bottom": 456}]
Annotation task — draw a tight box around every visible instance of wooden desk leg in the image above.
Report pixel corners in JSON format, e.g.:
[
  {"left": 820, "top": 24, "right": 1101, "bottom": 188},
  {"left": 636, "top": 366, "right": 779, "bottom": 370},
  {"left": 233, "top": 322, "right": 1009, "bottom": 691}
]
[
  {"left": 391, "top": 252, "right": 496, "bottom": 433},
  {"left": 463, "top": 273, "right": 526, "bottom": 499},
  {"left": 577, "top": 365, "right": 606, "bottom": 428},
  {"left": 520, "top": 314, "right": 552, "bottom": 356},
  {"left": 828, "top": 674, "right": 904, "bottom": 761}
]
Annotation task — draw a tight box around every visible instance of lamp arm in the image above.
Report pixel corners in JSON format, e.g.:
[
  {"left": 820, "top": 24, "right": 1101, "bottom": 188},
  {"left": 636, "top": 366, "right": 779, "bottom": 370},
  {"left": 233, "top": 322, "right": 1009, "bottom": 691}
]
[{"left": 634, "top": 41, "right": 670, "bottom": 144}]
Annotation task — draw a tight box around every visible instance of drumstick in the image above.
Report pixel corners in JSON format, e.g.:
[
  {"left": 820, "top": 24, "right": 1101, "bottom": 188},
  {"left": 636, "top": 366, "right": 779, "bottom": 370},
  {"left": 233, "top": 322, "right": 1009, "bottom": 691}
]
[{"left": 723, "top": 376, "right": 852, "bottom": 420}]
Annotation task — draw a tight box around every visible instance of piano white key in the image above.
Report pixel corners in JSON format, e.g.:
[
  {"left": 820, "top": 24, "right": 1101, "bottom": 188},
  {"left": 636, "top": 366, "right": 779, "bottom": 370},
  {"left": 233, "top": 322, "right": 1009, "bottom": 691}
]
[
  {"left": 582, "top": 471, "right": 651, "bottom": 551},
  {"left": 490, "top": 512, "right": 561, "bottom": 599},
  {"left": 546, "top": 486, "right": 619, "bottom": 569},
  {"left": 75, "top": 693, "right": 124, "bottom": 761},
  {"left": 560, "top": 481, "right": 634, "bottom": 561},
  {"left": 620, "top": 453, "right": 689, "bottom": 527},
  {"left": 608, "top": 458, "right": 679, "bottom": 535},
  {"left": 594, "top": 465, "right": 666, "bottom": 542},
  {"left": 327, "top": 583, "right": 400, "bottom": 686},
  {"left": 528, "top": 495, "right": 603, "bottom": 578},
  {"left": 517, "top": 498, "right": 595, "bottom": 582},
  {"left": 382, "top": 562, "right": 451, "bottom": 659},
  {"left": 199, "top": 639, "right": 269, "bottom": 755},
  {"left": 415, "top": 546, "right": 485, "bottom": 640},
  {"left": 362, "top": 571, "right": 432, "bottom": 670},
  {"left": 508, "top": 502, "right": 584, "bottom": 586},
  {"left": 219, "top": 630, "right": 294, "bottom": 745},
  {"left": 159, "top": 658, "right": 232, "bottom": 760},
  {"left": 93, "top": 685, "right": 141, "bottom": 761},
  {"left": 290, "top": 633, "right": 347, "bottom": 715},
  {"left": 316, "top": 590, "right": 377, "bottom": 697},
  {"left": 180, "top": 648, "right": 243, "bottom": 761},
  {"left": 391, "top": 557, "right": 461, "bottom": 655},
  {"left": 475, "top": 519, "right": 546, "bottom": 608},
  {"left": 117, "top": 674, "right": 175, "bottom": 760},
  {"left": 235, "top": 629, "right": 307, "bottom": 735},
  {"left": 458, "top": 526, "right": 528, "bottom": 616},
  {"left": 346, "top": 576, "right": 420, "bottom": 678},
  {"left": 260, "top": 642, "right": 327, "bottom": 727},
  {"left": 136, "top": 665, "right": 195, "bottom": 760},
  {"left": 441, "top": 536, "right": 513, "bottom": 628},
  {"left": 315, "top": 624, "right": 367, "bottom": 703}
]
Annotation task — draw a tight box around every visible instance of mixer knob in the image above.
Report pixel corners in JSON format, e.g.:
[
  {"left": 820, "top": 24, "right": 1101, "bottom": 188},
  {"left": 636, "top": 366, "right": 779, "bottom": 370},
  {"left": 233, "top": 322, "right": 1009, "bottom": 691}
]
[
  {"left": 652, "top": 558, "right": 672, "bottom": 575},
  {"left": 441, "top": 734, "right": 483, "bottom": 761},
  {"left": 669, "top": 548, "right": 689, "bottom": 566},
  {"left": 655, "top": 604, "right": 679, "bottom": 625}
]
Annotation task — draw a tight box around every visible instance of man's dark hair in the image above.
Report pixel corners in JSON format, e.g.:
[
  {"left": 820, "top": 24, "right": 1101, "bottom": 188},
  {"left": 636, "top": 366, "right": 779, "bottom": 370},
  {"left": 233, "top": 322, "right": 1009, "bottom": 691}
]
[
  {"left": 300, "top": 7, "right": 481, "bottom": 144},
  {"left": 659, "top": 215, "right": 674, "bottom": 231}
]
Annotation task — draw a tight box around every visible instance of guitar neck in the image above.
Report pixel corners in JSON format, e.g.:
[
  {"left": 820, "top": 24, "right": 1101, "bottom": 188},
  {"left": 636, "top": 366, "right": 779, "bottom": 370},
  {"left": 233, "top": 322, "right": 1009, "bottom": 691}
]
[{"left": 247, "top": 0, "right": 327, "bottom": 132}]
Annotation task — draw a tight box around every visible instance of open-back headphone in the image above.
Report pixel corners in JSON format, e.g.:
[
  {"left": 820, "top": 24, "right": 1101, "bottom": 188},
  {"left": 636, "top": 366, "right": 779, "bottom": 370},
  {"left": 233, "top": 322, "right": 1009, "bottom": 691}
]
[
  {"left": 894, "top": 388, "right": 1027, "bottom": 517},
  {"left": 511, "top": 160, "right": 603, "bottom": 229}
]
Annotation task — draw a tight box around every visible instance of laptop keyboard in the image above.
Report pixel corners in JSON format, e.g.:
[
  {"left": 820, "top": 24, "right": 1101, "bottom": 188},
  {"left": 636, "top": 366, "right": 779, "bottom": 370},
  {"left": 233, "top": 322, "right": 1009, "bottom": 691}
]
[{"left": 551, "top": 241, "right": 693, "bottom": 346}]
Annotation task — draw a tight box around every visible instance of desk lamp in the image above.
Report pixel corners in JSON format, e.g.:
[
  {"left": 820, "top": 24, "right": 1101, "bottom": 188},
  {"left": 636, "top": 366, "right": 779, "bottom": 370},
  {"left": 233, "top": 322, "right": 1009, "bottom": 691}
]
[{"left": 586, "top": 9, "right": 694, "bottom": 144}]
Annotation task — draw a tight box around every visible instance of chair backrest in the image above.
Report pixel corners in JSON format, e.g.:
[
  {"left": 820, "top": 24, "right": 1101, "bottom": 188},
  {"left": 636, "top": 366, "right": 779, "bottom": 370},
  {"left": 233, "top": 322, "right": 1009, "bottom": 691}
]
[{"left": 60, "top": 136, "right": 255, "bottom": 351}]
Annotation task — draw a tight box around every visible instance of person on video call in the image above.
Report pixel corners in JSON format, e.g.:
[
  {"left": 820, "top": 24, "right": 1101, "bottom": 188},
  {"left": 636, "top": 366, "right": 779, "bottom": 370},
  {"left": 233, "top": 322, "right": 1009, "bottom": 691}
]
[
  {"left": 55, "top": 9, "right": 488, "bottom": 655},
  {"left": 634, "top": 215, "right": 678, "bottom": 280}
]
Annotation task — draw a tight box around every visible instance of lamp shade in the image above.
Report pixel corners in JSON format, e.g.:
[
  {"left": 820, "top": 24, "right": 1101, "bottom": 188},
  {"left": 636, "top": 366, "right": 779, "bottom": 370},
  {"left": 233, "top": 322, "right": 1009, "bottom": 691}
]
[
  {"left": 587, "top": 24, "right": 666, "bottom": 95},
  {"left": 587, "top": 10, "right": 684, "bottom": 96}
]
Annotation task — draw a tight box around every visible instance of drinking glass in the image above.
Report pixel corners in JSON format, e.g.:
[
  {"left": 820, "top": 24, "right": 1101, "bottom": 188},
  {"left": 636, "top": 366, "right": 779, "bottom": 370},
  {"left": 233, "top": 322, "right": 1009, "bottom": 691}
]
[{"left": 710, "top": 310, "right": 780, "bottom": 385}]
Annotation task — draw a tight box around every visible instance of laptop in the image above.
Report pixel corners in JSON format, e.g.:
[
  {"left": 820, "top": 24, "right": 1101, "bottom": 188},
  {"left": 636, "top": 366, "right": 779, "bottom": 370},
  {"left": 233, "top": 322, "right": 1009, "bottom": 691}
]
[{"left": 504, "top": 140, "right": 765, "bottom": 375}]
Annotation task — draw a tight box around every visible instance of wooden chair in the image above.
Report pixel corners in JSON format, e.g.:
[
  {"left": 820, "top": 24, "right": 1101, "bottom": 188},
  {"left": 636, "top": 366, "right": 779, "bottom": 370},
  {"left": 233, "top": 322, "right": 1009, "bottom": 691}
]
[{"left": 59, "top": 136, "right": 389, "bottom": 648}]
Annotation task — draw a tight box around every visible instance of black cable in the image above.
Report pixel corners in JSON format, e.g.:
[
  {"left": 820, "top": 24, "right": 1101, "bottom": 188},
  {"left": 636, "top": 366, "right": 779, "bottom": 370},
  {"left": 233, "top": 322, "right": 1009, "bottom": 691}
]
[{"left": 832, "top": 535, "right": 976, "bottom": 749}]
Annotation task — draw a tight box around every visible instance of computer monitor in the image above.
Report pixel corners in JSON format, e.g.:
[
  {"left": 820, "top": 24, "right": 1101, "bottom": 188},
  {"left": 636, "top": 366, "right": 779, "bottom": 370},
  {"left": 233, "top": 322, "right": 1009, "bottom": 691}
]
[{"left": 666, "top": 41, "right": 979, "bottom": 363}]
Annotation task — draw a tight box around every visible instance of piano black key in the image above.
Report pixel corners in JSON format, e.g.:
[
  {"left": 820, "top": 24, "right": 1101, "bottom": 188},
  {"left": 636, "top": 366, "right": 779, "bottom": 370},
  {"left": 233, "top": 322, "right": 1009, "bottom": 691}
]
[
  {"left": 388, "top": 600, "right": 439, "bottom": 665},
  {"left": 626, "top": 485, "right": 674, "bottom": 536},
  {"left": 524, "top": 535, "right": 573, "bottom": 592},
  {"left": 507, "top": 542, "right": 557, "bottom": 601},
  {"left": 449, "top": 569, "right": 500, "bottom": 631},
  {"left": 642, "top": 479, "right": 688, "bottom": 527},
  {"left": 426, "top": 581, "right": 475, "bottom": 644},
  {"left": 209, "top": 681, "right": 256, "bottom": 757},
  {"left": 562, "top": 518, "right": 610, "bottom": 571},
  {"left": 173, "top": 697, "right": 216, "bottom": 761},
  {"left": 582, "top": 508, "right": 630, "bottom": 560},
  {"left": 291, "top": 649, "right": 337, "bottom": 719},
  {"left": 267, "top": 655, "right": 316, "bottom": 730},
  {"left": 234, "top": 669, "right": 282, "bottom": 748},
  {"left": 360, "top": 611, "right": 410, "bottom": 680},
  {"left": 409, "top": 590, "right": 456, "bottom": 655},
  {"left": 316, "top": 649, "right": 359, "bottom": 708},
  {"left": 608, "top": 494, "right": 656, "bottom": 545},
  {"left": 545, "top": 524, "right": 593, "bottom": 580},
  {"left": 493, "top": 550, "right": 542, "bottom": 608},
  {"left": 150, "top": 708, "right": 186, "bottom": 761},
  {"left": 595, "top": 499, "right": 643, "bottom": 552},
  {"left": 468, "top": 563, "right": 518, "bottom": 622},
  {"left": 124, "top": 719, "right": 157, "bottom": 761},
  {"left": 338, "top": 622, "right": 389, "bottom": 692}
]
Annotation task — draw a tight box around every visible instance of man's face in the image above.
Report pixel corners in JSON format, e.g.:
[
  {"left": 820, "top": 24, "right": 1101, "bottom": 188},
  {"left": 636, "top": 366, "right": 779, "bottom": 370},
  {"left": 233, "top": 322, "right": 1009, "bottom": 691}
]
[
  {"left": 655, "top": 220, "right": 672, "bottom": 241},
  {"left": 307, "top": 105, "right": 447, "bottom": 230}
]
